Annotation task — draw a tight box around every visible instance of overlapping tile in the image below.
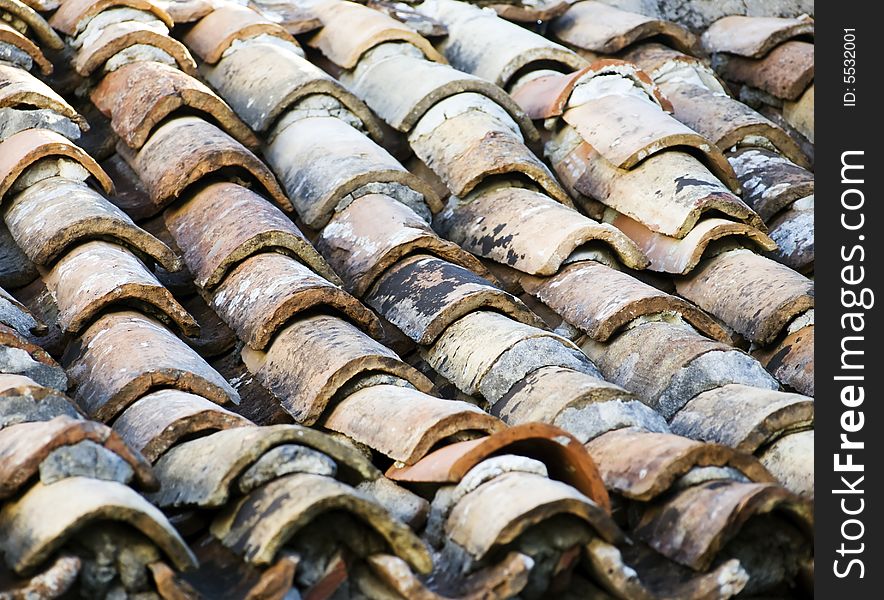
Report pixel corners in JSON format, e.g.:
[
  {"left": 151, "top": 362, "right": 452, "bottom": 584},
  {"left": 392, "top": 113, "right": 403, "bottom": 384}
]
[
  {"left": 550, "top": 0, "right": 696, "bottom": 54},
  {"left": 121, "top": 116, "right": 291, "bottom": 215},
  {"left": 91, "top": 60, "right": 259, "bottom": 150}
]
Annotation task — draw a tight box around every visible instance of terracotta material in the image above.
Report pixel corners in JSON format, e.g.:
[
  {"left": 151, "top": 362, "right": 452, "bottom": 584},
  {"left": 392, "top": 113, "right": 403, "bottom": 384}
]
[
  {"left": 210, "top": 252, "right": 381, "bottom": 350},
  {"left": 184, "top": 3, "right": 298, "bottom": 64},
  {"left": 91, "top": 61, "right": 258, "bottom": 150},
  {"left": 122, "top": 117, "right": 291, "bottom": 216},
  {"left": 163, "top": 181, "right": 336, "bottom": 289},
  {"left": 64, "top": 311, "right": 240, "bottom": 422},
  {"left": 0, "top": 128, "right": 112, "bottom": 202}
]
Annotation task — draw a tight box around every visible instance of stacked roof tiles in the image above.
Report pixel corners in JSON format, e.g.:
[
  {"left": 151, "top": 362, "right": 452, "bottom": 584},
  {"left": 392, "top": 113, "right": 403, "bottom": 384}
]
[{"left": 0, "top": 0, "right": 814, "bottom": 598}]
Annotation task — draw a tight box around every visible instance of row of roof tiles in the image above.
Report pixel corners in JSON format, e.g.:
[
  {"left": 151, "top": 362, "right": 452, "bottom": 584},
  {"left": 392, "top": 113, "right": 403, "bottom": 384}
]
[{"left": 0, "top": 0, "right": 813, "bottom": 598}]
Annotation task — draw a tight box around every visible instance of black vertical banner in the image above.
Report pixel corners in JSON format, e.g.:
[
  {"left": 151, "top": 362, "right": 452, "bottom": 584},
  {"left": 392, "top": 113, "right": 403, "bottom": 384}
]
[{"left": 816, "top": 2, "right": 881, "bottom": 596}]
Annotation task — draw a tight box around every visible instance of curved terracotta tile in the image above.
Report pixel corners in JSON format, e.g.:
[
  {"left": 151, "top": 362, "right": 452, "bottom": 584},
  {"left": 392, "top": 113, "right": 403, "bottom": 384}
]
[
  {"left": 322, "top": 384, "right": 503, "bottom": 464},
  {"left": 612, "top": 214, "right": 776, "bottom": 275},
  {"left": 308, "top": 0, "right": 445, "bottom": 68},
  {"left": 0, "top": 65, "right": 86, "bottom": 130},
  {"left": 675, "top": 249, "right": 813, "bottom": 344},
  {"left": 728, "top": 147, "right": 814, "bottom": 221},
  {"left": 0, "top": 477, "right": 197, "bottom": 574},
  {"left": 343, "top": 51, "right": 538, "bottom": 142},
  {"left": 555, "top": 141, "right": 759, "bottom": 238},
  {"left": 634, "top": 480, "right": 811, "bottom": 571},
  {"left": 213, "top": 472, "right": 432, "bottom": 572},
  {"left": 163, "top": 181, "right": 336, "bottom": 289},
  {"left": 783, "top": 84, "right": 813, "bottom": 143},
  {"left": 491, "top": 0, "right": 569, "bottom": 23},
  {"left": 0, "top": 415, "right": 158, "bottom": 499},
  {"left": 659, "top": 81, "right": 810, "bottom": 169},
  {"left": 491, "top": 366, "right": 665, "bottom": 445},
  {"left": 581, "top": 320, "right": 778, "bottom": 418},
  {"left": 562, "top": 95, "right": 741, "bottom": 192},
  {"left": 113, "top": 389, "right": 252, "bottom": 463},
  {"left": 424, "top": 310, "right": 581, "bottom": 397},
  {"left": 0, "top": 128, "right": 112, "bottom": 202},
  {"left": 366, "top": 254, "right": 543, "bottom": 345},
  {"left": 266, "top": 116, "right": 437, "bottom": 228},
  {"left": 149, "top": 423, "right": 380, "bottom": 508},
  {"left": 210, "top": 252, "right": 381, "bottom": 350},
  {"left": 73, "top": 20, "right": 197, "bottom": 77},
  {"left": 410, "top": 105, "right": 569, "bottom": 203},
  {"left": 765, "top": 196, "right": 814, "bottom": 273},
  {"left": 0, "top": 0, "right": 64, "bottom": 50},
  {"left": 437, "top": 186, "right": 647, "bottom": 274},
  {"left": 753, "top": 324, "right": 814, "bottom": 396},
  {"left": 49, "top": 0, "right": 173, "bottom": 35},
  {"left": 510, "top": 59, "right": 670, "bottom": 120},
  {"left": 416, "top": 0, "right": 587, "bottom": 88},
  {"left": 444, "top": 470, "right": 619, "bottom": 559},
  {"left": 44, "top": 241, "right": 198, "bottom": 337},
  {"left": 551, "top": 1, "right": 696, "bottom": 54},
  {"left": 759, "top": 429, "right": 813, "bottom": 497},
  {"left": 585, "top": 429, "right": 775, "bottom": 502},
  {"left": 241, "top": 314, "right": 433, "bottom": 425},
  {"left": 318, "top": 193, "right": 490, "bottom": 297},
  {"left": 184, "top": 3, "right": 299, "bottom": 64},
  {"left": 702, "top": 15, "right": 813, "bottom": 58},
  {"left": 5, "top": 176, "right": 180, "bottom": 270},
  {"left": 202, "top": 40, "right": 382, "bottom": 139},
  {"left": 91, "top": 61, "right": 258, "bottom": 150},
  {"left": 0, "top": 21, "right": 52, "bottom": 73},
  {"left": 64, "top": 311, "right": 239, "bottom": 422},
  {"left": 521, "top": 260, "right": 729, "bottom": 342},
  {"left": 387, "top": 421, "right": 612, "bottom": 513},
  {"left": 671, "top": 384, "right": 813, "bottom": 454},
  {"left": 123, "top": 116, "right": 291, "bottom": 215},
  {"left": 714, "top": 40, "right": 813, "bottom": 101}
]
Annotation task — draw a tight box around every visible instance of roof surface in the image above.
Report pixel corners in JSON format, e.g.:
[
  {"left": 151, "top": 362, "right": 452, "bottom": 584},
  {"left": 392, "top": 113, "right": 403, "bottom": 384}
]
[{"left": 0, "top": 0, "right": 814, "bottom": 597}]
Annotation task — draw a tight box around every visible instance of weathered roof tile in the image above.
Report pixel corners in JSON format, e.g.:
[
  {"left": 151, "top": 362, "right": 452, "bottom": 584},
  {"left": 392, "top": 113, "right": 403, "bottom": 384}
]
[
  {"left": 702, "top": 15, "right": 813, "bottom": 58},
  {"left": 44, "top": 241, "right": 198, "bottom": 337},
  {"left": 521, "top": 259, "right": 729, "bottom": 341},
  {"left": 416, "top": 0, "right": 587, "bottom": 88},
  {"left": 163, "top": 181, "right": 337, "bottom": 289},
  {"left": 72, "top": 20, "right": 198, "bottom": 77},
  {"left": 551, "top": 1, "right": 695, "bottom": 53},
  {"left": 184, "top": 3, "right": 299, "bottom": 64},
  {"left": 242, "top": 314, "right": 433, "bottom": 424},
  {"left": 437, "top": 185, "right": 648, "bottom": 274},
  {"left": 112, "top": 389, "right": 252, "bottom": 463},
  {"left": 64, "top": 310, "right": 240, "bottom": 421},
  {"left": 91, "top": 60, "right": 259, "bottom": 150},
  {"left": 322, "top": 383, "right": 503, "bottom": 464},
  {"left": 0, "top": 477, "right": 196, "bottom": 574},
  {"left": 318, "top": 193, "right": 489, "bottom": 296},
  {"left": 671, "top": 384, "right": 813, "bottom": 454},
  {"left": 714, "top": 40, "right": 813, "bottom": 101},
  {"left": 365, "top": 254, "right": 543, "bottom": 345},
  {"left": 585, "top": 429, "right": 774, "bottom": 501},
  {"left": 675, "top": 249, "right": 813, "bottom": 344},
  {"left": 122, "top": 116, "right": 291, "bottom": 215},
  {"left": 612, "top": 213, "right": 776, "bottom": 275},
  {"left": 49, "top": 0, "right": 173, "bottom": 36},
  {"left": 5, "top": 176, "right": 180, "bottom": 270},
  {"left": 308, "top": 0, "right": 445, "bottom": 68},
  {"left": 211, "top": 252, "right": 381, "bottom": 350},
  {"left": 0, "top": 128, "right": 112, "bottom": 202},
  {"left": 202, "top": 40, "right": 382, "bottom": 138},
  {"left": 266, "top": 116, "right": 438, "bottom": 227}
]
